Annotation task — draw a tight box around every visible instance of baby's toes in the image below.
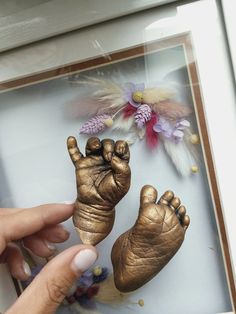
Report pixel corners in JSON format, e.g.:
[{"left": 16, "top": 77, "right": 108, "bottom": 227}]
[
  {"left": 182, "top": 214, "right": 190, "bottom": 230},
  {"left": 159, "top": 191, "right": 190, "bottom": 232},
  {"left": 176, "top": 205, "right": 190, "bottom": 230},
  {"left": 177, "top": 205, "right": 186, "bottom": 217},
  {"left": 170, "top": 197, "right": 181, "bottom": 211},
  {"left": 158, "top": 190, "right": 174, "bottom": 206}
]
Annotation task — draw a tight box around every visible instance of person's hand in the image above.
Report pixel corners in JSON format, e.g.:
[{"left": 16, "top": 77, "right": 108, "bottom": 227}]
[
  {"left": 0, "top": 204, "right": 98, "bottom": 314},
  {"left": 67, "top": 136, "right": 131, "bottom": 245}
]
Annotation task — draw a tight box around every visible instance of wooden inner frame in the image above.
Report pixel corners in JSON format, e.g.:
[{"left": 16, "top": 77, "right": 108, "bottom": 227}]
[{"left": 3, "top": 33, "right": 235, "bottom": 309}]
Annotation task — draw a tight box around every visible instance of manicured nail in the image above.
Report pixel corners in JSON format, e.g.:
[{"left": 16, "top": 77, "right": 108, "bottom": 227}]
[
  {"left": 45, "top": 241, "right": 56, "bottom": 251},
  {"left": 63, "top": 200, "right": 75, "bottom": 205},
  {"left": 23, "top": 261, "right": 31, "bottom": 277},
  {"left": 71, "top": 249, "right": 97, "bottom": 273}
]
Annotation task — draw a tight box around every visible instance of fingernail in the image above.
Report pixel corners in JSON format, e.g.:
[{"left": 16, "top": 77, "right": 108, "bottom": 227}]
[
  {"left": 23, "top": 261, "right": 31, "bottom": 277},
  {"left": 63, "top": 200, "right": 75, "bottom": 205},
  {"left": 45, "top": 241, "right": 56, "bottom": 251},
  {"left": 60, "top": 225, "right": 70, "bottom": 236},
  {"left": 71, "top": 249, "right": 97, "bottom": 273}
]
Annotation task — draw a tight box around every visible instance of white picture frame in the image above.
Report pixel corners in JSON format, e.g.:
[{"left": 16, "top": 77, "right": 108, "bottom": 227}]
[{"left": 0, "top": 0, "right": 235, "bottom": 312}]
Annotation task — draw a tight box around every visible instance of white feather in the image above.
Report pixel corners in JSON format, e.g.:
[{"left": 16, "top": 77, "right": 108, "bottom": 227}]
[
  {"left": 73, "top": 77, "right": 126, "bottom": 114},
  {"left": 137, "top": 127, "right": 146, "bottom": 140},
  {"left": 111, "top": 115, "right": 134, "bottom": 132},
  {"left": 125, "top": 132, "right": 138, "bottom": 145},
  {"left": 161, "top": 136, "right": 197, "bottom": 176},
  {"left": 79, "top": 78, "right": 123, "bottom": 99}
]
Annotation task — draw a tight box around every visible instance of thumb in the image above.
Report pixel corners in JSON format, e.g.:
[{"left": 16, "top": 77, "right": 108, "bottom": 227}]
[{"left": 6, "top": 245, "right": 98, "bottom": 314}]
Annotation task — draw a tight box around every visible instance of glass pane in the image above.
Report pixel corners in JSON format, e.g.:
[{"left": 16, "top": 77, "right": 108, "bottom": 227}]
[{"left": 0, "top": 2, "right": 235, "bottom": 314}]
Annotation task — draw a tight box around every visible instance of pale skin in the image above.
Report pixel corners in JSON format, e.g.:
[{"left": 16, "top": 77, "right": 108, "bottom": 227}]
[{"left": 0, "top": 203, "right": 98, "bottom": 314}]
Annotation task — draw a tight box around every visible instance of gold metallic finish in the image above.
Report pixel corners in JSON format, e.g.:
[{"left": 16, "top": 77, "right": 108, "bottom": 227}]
[
  {"left": 182, "top": 215, "right": 190, "bottom": 230},
  {"left": 169, "top": 205, "right": 176, "bottom": 211},
  {"left": 178, "top": 205, "right": 186, "bottom": 217},
  {"left": 158, "top": 190, "right": 174, "bottom": 205},
  {"left": 111, "top": 185, "right": 190, "bottom": 293},
  {"left": 170, "top": 197, "right": 181, "bottom": 209},
  {"left": 67, "top": 136, "right": 131, "bottom": 246}
]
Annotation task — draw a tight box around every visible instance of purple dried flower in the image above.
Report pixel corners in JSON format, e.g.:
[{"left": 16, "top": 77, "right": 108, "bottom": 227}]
[
  {"left": 175, "top": 119, "right": 190, "bottom": 129},
  {"left": 134, "top": 104, "right": 152, "bottom": 128},
  {"left": 153, "top": 116, "right": 173, "bottom": 138},
  {"left": 80, "top": 114, "right": 111, "bottom": 134},
  {"left": 153, "top": 117, "right": 190, "bottom": 143},
  {"left": 123, "top": 82, "right": 145, "bottom": 107},
  {"left": 78, "top": 271, "right": 94, "bottom": 288},
  {"left": 172, "top": 129, "right": 184, "bottom": 140},
  {"left": 77, "top": 295, "right": 97, "bottom": 309}
]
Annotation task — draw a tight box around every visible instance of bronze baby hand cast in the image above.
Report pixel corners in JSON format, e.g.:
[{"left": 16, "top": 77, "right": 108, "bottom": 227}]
[{"left": 67, "top": 136, "right": 131, "bottom": 246}]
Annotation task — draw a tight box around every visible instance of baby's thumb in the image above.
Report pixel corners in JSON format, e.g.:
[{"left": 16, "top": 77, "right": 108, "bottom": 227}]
[{"left": 6, "top": 245, "right": 98, "bottom": 314}]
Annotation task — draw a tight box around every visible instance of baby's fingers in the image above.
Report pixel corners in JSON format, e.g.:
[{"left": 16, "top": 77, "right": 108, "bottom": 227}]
[
  {"left": 111, "top": 155, "right": 131, "bottom": 193},
  {"left": 115, "top": 140, "right": 130, "bottom": 162}
]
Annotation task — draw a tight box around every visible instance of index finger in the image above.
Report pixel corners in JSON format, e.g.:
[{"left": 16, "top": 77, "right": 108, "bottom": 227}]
[{"left": 1, "top": 203, "right": 74, "bottom": 243}]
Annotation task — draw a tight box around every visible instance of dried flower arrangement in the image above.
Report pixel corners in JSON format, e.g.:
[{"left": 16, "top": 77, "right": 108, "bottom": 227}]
[{"left": 70, "top": 78, "right": 200, "bottom": 176}]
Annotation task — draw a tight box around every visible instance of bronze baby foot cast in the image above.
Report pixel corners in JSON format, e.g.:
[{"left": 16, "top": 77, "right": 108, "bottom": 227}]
[
  {"left": 111, "top": 185, "right": 190, "bottom": 292},
  {"left": 67, "top": 136, "right": 131, "bottom": 246}
]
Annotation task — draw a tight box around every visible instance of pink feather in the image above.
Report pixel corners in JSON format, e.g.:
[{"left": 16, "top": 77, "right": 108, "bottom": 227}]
[
  {"left": 65, "top": 96, "right": 115, "bottom": 119},
  {"left": 146, "top": 113, "right": 158, "bottom": 149},
  {"left": 152, "top": 100, "right": 192, "bottom": 120}
]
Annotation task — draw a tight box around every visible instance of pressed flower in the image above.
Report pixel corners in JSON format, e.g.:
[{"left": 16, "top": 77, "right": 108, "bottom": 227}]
[
  {"left": 78, "top": 270, "right": 94, "bottom": 288},
  {"left": 153, "top": 117, "right": 190, "bottom": 143}
]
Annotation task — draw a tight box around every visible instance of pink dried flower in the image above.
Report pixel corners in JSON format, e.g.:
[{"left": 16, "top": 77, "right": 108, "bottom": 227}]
[
  {"left": 134, "top": 104, "right": 152, "bottom": 128},
  {"left": 80, "top": 114, "right": 111, "bottom": 134}
]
